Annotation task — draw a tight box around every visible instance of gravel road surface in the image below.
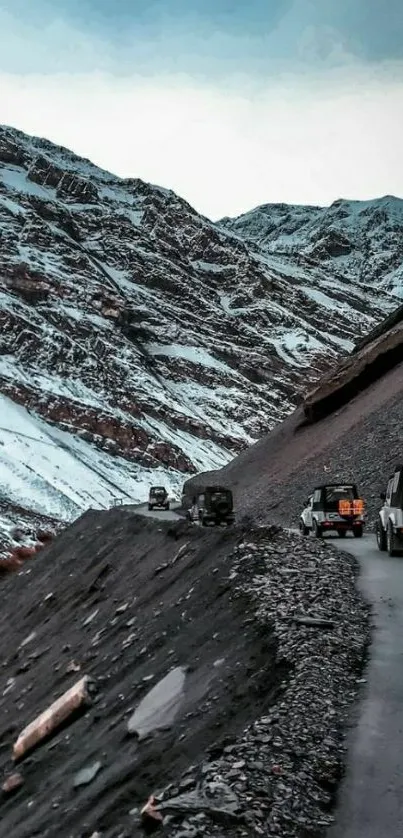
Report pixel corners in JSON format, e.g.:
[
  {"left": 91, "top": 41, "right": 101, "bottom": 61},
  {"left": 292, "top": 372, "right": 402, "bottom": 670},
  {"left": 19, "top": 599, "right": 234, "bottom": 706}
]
[{"left": 131, "top": 502, "right": 182, "bottom": 522}]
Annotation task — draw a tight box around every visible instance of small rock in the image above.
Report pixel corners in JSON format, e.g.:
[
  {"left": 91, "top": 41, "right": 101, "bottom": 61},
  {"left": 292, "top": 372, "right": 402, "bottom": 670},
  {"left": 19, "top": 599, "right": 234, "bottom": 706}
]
[
  {"left": 232, "top": 760, "right": 245, "bottom": 769},
  {"left": 66, "top": 660, "right": 81, "bottom": 673},
  {"left": 74, "top": 761, "right": 102, "bottom": 788}
]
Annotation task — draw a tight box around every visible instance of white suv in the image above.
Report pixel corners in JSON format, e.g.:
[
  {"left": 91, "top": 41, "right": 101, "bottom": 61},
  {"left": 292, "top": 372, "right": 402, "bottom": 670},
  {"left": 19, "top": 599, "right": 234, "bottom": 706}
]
[
  {"left": 376, "top": 466, "right": 403, "bottom": 556},
  {"left": 300, "top": 483, "right": 365, "bottom": 539}
]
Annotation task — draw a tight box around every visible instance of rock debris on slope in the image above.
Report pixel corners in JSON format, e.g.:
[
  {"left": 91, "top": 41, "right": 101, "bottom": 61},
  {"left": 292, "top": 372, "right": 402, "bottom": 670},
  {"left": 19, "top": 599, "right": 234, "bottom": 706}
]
[
  {"left": 186, "top": 361, "right": 403, "bottom": 530},
  {"left": 0, "top": 508, "right": 369, "bottom": 837}
]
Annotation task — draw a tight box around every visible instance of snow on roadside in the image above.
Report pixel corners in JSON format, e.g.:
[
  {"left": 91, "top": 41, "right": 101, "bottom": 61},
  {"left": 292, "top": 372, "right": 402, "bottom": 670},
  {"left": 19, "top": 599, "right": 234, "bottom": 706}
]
[{"left": 0, "top": 395, "right": 185, "bottom": 541}]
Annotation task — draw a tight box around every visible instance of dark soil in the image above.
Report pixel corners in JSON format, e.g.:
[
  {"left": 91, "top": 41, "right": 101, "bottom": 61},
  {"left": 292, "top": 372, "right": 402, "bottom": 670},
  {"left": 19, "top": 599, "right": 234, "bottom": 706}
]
[{"left": 0, "top": 510, "right": 285, "bottom": 838}]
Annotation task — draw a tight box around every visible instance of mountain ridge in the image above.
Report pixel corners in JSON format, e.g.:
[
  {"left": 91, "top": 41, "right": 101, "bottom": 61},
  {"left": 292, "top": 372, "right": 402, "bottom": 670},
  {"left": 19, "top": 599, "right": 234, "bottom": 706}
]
[{"left": 0, "top": 122, "right": 402, "bottom": 548}]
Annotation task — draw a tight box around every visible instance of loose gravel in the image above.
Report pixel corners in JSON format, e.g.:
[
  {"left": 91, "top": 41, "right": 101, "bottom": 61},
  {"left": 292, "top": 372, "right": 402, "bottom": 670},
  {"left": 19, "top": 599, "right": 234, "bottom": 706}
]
[{"left": 130, "top": 526, "right": 370, "bottom": 838}]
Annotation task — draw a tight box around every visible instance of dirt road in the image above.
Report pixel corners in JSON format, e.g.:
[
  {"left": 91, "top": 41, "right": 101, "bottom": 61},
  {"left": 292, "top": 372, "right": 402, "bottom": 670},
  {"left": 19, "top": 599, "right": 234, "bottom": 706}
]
[
  {"left": 327, "top": 532, "right": 403, "bottom": 838},
  {"left": 131, "top": 501, "right": 182, "bottom": 522}
]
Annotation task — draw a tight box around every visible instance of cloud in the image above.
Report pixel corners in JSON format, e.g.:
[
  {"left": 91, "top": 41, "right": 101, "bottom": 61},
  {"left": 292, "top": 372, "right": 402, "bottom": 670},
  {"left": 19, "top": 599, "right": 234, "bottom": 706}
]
[
  {"left": 0, "top": 0, "right": 402, "bottom": 217},
  {"left": 0, "top": 0, "right": 293, "bottom": 41},
  {"left": 1, "top": 0, "right": 402, "bottom": 78},
  {"left": 297, "top": 24, "right": 359, "bottom": 64},
  {"left": 1, "top": 66, "right": 402, "bottom": 218}
]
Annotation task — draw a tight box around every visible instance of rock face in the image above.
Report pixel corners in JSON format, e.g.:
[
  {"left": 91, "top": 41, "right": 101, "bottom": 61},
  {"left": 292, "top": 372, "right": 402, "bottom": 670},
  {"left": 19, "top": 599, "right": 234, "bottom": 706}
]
[
  {"left": 0, "top": 124, "right": 402, "bottom": 527},
  {"left": 184, "top": 355, "right": 403, "bottom": 529},
  {"left": 220, "top": 198, "right": 403, "bottom": 299},
  {"left": 303, "top": 305, "right": 403, "bottom": 423}
]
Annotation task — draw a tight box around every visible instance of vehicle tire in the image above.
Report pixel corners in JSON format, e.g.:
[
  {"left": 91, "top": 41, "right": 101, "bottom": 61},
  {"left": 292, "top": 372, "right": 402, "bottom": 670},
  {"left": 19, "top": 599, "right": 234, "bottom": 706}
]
[
  {"left": 353, "top": 526, "right": 363, "bottom": 538},
  {"left": 299, "top": 519, "right": 309, "bottom": 536},
  {"left": 337, "top": 530, "right": 346, "bottom": 538},
  {"left": 148, "top": 504, "right": 153, "bottom": 511},
  {"left": 312, "top": 519, "right": 322, "bottom": 538},
  {"left": 376, "top": 519, "right": 387, "bottom": 552},
  {"left": 165, "top": 502, "right": 170, "bottom": 510},
  {"left": 387, "top": 521, "right": 398, "bottom": 557}
]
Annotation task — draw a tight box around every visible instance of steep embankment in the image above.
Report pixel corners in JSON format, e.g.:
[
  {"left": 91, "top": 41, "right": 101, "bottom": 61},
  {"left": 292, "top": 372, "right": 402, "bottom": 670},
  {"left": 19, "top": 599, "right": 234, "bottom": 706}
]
[
  {"left": 0, "top": 508, "right": 368, "bottom": 838},
  {"left": 184, "top": 310, "right": 403, "bottom": 527}
]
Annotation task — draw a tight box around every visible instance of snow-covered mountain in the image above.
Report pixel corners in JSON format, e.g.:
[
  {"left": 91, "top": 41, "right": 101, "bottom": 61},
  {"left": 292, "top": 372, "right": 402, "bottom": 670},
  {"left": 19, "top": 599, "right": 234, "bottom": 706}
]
[
  {"left": 220, "top": 198, "right": 403, "bottom": 299},
  {"left": 0, "top": 123, "right": 401, "bottom": 545},
  {"left": 0, "top": 392, "right": 182, "bottom": 533}
]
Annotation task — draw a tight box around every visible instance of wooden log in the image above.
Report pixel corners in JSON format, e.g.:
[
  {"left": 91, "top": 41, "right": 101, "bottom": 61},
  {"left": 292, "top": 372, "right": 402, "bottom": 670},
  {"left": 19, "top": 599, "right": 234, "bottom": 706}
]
[
  {"left": 141, "top": 795, "right": 163, "bottom": 829},
  {"left": 13, "top": 675, "right": 95, "bottom": 761}
]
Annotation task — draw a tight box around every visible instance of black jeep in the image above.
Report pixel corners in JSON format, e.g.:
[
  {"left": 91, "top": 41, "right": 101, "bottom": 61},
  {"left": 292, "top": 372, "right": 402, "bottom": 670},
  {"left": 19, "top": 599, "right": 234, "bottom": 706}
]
[
  {"left": 188, "top": 486, "right": 235, "bottom": 527},
  {"left": 148, "top": 486, "right": 170, "bottom": 511}
]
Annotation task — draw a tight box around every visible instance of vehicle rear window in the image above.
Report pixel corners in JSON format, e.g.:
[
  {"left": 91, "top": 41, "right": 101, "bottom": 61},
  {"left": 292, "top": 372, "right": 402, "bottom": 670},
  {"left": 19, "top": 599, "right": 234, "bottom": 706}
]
[{"left": 325, "top": 486, "right": 355, "bottom": 502}]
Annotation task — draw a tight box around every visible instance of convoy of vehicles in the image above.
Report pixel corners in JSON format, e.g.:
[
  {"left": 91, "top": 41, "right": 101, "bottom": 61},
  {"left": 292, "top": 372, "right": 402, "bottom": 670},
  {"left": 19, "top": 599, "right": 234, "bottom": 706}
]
[
  {"left": 147, "top": 470, "right": 403, "bottom": 556},
  {"left": 146, "top": 484, "right": 235, "bottom": 526},
  {"left": 300, "top": 483, "right": 365, "bottom": 538},
  {"left": 376, "top": 465, "right": 403, "bottom": 556}
]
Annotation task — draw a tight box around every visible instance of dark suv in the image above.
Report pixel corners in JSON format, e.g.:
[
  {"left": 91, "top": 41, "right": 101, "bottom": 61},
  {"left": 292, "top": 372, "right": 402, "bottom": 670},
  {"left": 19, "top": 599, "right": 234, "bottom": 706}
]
[
  {"left": 148, "top": 486, "right": 170, "bottom": 511},
  {"left": 188, "top": 486, "right": 235, "bottom": 527}
]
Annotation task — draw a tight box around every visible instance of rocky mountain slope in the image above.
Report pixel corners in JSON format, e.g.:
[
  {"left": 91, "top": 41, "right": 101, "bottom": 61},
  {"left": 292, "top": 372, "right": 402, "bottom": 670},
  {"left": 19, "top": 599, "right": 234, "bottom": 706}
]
[
  {"left": 0, "top": 123, "right": 402, "bottom": 540},
  {"left": 185, "top": 307, "right": 403, "bottom": 528},
  {"left": 220, "top": 197, "right": 403, "bottom": 299}
]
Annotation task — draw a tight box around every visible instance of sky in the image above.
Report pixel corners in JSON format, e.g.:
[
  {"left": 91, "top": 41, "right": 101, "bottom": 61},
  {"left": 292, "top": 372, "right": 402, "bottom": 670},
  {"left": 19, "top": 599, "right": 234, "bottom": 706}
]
[{"left": 0, "top": 0, "right": 402, "bottom": 218}]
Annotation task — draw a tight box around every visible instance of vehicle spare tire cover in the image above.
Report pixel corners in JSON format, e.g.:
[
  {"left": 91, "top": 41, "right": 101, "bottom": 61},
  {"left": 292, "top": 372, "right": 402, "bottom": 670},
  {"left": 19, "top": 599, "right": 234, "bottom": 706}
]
[{"left": 215, "top": 500, "right": 229, "bottom": 513}]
